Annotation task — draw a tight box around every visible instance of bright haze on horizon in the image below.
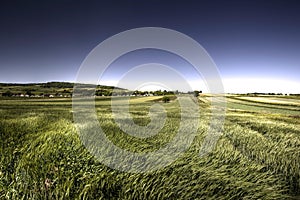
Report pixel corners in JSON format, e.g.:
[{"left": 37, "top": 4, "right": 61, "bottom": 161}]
[{"left": 0, "top": 0, "right": 300, "bottom": 93}]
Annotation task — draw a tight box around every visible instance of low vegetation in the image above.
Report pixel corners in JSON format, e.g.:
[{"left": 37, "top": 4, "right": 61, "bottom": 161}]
[{"left": 0, "top": 92, "right": 299, "bottom": 199}]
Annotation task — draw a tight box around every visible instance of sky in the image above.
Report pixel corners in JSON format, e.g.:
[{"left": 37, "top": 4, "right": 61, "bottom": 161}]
[{"left": 0, "top": 0, "right": 300, "bottom": 93}]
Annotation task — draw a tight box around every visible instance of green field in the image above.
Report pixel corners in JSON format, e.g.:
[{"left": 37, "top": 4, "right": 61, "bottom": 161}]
[{"left": 0, "top": 95, "right": 300, "bottom": 199}]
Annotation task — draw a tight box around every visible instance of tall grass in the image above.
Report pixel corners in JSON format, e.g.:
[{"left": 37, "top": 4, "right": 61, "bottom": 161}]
[{"left": 0, "top": 96, "right": 299, "bottom": 199}]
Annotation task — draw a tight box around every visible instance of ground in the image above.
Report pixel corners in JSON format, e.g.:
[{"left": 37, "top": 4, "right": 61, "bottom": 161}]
[{"left": 0, "top": 95, "right": 299, "bottom": 199}]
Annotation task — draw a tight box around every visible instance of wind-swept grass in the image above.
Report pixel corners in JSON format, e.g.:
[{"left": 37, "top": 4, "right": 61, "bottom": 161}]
[{"left": 0, "top": 95, "right": 299, "bottom": 199}]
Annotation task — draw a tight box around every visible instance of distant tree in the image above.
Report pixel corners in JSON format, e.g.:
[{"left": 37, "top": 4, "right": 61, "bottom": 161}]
[
  {"left": 25, "top": 90, "right": 33, "bottom": 96},
  {"left": 2, "top": 90, "right": 13, "bottom": 97},
  {"left": 154, "top": 90, "right": 163, "bottom": 96},
  {"left": 95, "top": 90, "right": 103, "bottom": 96},
  {"left": 166, "top": 91, "right": 175, "bottom": 95},
  {"left": 194, "top": 90, "right": 200, "bottom": 97},
  {"left": 103, "top": 90, "right": 112, "bottom": 96},
  {"left": 162, "top": 96, "right": 170, "bottom": 103}
]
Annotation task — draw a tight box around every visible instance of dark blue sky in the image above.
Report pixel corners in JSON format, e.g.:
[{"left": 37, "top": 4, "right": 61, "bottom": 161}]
[{"left": 1, "top": 0, "right": 300, "bottom": 92}]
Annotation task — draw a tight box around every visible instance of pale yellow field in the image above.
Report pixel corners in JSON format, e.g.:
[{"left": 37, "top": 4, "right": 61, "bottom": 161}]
[{"left": 237, "top": 96, "right": 300, "bottom": 106}]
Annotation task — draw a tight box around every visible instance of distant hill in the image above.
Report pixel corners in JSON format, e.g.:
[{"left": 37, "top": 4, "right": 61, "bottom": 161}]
[
  {"left": 0, "top": 81, "right": 181, "bottom": 98},
  {"left": 0, "top": 82, "right": 126, "bottom": 97}
]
